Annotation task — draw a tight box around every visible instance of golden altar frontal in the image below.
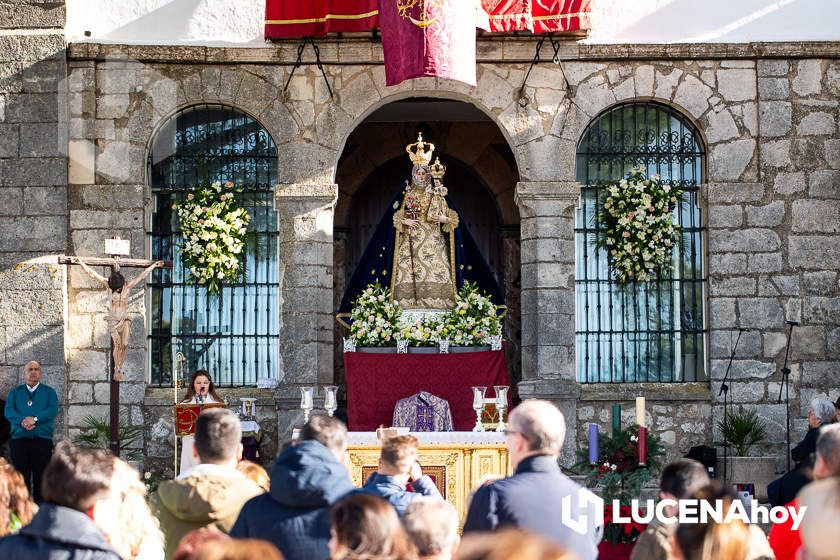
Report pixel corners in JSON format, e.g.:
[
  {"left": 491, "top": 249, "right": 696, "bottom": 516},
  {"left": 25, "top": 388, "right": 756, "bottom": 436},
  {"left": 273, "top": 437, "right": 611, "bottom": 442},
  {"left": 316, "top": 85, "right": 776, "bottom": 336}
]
[{"left": 345, "top": 432, "right": 510, "bottom": 521}]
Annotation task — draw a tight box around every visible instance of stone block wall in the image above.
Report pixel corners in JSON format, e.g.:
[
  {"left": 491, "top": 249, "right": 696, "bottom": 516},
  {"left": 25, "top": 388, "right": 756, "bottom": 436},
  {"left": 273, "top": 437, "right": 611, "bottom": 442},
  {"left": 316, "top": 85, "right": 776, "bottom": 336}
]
[
  {"left": 706, "top": 58, "right": 840, "bottom": 457},
  {"left": 0, "top": 1, "right": 68, "bottom": 434},
  {"left": 50, "top": 39, "right": 840, "bottom": 472}
]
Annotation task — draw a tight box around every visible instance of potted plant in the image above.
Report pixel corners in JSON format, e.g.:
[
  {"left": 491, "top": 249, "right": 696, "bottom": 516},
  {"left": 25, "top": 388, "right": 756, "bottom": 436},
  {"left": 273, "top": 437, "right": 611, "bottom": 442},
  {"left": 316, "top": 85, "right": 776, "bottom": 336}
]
[
  {"left": 72, "top": 414, "right": 144, "bottom": 461},
  {"left": 717, "top": 408, "right": 777, "bottom": 502},
  {"left": 575, "top": 426, "right": 664, "bottom": 560}
]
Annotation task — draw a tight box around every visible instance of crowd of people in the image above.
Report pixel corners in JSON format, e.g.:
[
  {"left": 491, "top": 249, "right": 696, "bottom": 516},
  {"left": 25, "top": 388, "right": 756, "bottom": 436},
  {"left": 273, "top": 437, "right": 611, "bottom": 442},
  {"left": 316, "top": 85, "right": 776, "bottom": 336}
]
[{"left": 1, "top": 362, "right": 839, "bottom": 559}]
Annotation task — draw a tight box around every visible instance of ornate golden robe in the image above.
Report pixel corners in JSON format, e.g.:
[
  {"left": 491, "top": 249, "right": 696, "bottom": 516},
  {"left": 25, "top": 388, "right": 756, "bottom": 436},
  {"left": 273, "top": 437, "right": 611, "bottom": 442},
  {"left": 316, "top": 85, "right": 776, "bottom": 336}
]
[{"left": 391, "top": 184, "right": 459, "bottom": 309}]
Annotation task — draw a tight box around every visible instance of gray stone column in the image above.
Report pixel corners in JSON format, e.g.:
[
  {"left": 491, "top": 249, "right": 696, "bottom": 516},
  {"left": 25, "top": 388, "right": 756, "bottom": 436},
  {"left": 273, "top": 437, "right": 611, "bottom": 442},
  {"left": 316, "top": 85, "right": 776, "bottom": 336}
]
[
  {"left": 515, "top": 181, "right": 581, "bottom": 464},
  {"left": 273, "top": 183, "right": 338, "bottom": 438}
]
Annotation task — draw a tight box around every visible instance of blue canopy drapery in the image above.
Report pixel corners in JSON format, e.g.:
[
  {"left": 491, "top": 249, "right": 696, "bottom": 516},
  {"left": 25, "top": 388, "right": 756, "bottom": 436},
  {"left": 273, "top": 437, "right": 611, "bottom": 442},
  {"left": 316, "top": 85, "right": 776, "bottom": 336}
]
[{"left": 337, "top": 180, "right": 504, "bottom": 321}]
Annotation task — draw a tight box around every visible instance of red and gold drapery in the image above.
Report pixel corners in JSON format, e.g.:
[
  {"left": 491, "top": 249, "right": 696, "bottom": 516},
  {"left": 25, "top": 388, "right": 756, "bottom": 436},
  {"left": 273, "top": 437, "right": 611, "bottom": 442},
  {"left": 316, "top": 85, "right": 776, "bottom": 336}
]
[
  {"left": 264, "top": 0, "right": 379, "bottom": 38},
  {"left": 264, "top": 1, "right": 591, "bottom": 87},
  {"left": 482, "top": 0, "right": 591, "bottom": 34},
  {"left": 264, "top": 0, "right": 590, "bottom": 39}
]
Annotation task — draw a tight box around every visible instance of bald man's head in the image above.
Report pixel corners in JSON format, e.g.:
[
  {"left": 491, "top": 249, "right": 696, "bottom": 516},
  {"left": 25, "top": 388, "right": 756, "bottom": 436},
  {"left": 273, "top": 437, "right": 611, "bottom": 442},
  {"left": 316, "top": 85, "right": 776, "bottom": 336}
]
[
  {"left": 23, "top": 361, "right": 42, "bottom": 387},
  {"left": 509, "top": 400, "right": 567, "bottom": 456}
]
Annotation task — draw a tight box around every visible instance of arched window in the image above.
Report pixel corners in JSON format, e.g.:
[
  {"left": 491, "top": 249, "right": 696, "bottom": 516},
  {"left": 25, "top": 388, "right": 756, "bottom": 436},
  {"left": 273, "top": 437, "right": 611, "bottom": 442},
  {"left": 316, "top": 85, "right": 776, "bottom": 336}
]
[
  {"left": 148, "top": 105, "right": 279, "bottom": 386},
  {"left": 575, "top": 103, "right": 706, "bottom": 383}
]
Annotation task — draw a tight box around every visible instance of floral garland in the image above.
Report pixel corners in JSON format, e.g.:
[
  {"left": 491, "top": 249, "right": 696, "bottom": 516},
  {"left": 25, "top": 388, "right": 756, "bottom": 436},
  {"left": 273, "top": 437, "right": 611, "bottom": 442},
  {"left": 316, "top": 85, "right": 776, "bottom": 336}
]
[
  {"left": 348, "top": 281, "right": 502, "bottom": 348},
  {"left": 598, "top": 167, "right": 683, "bottom": 284},
  {"left": 174, "top": 181, "right": 251, "bottom": 295},
  {"left": 349, "top": 282, "right": 403, "bottom": 347}
]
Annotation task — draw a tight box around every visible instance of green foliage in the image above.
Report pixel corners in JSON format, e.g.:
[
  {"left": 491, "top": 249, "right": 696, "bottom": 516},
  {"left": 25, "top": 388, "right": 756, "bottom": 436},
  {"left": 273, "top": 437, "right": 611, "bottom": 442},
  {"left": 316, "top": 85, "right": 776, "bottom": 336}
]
[
  {"left": 72, "top": 414, "right": 144, "bottom": 461},
  {"left": 574, "top": 425, "right": 665, "bottom": 503},
  {"left": 717, "top": 408, "right": 767, "bottom": 456},
  {"left": 573, "top": 425, "right": 666, "bottom": 544}
]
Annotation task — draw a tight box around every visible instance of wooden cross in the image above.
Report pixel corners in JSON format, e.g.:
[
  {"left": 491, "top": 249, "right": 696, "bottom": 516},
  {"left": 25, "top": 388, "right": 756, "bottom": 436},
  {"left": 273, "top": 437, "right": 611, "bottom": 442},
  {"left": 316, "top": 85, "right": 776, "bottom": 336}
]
[{"left": 59, "top": 254, "right": 172, "bottom": 455}]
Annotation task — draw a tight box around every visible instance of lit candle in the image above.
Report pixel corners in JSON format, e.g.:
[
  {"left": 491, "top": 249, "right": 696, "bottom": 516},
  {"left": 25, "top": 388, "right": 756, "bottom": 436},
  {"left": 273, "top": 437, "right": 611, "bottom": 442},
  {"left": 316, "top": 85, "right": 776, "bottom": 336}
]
[
  {"left": 636, "top": 397, "right": 646, "bottom": 427},
  {"left": 611, "top": 403, "right": 621, "bottom": 437},
  {"left": 588, "top": 423, "right": 599, "bottom": 464},
  {"left": 638, "top": 426, "right": 648, "bottom": 465}
]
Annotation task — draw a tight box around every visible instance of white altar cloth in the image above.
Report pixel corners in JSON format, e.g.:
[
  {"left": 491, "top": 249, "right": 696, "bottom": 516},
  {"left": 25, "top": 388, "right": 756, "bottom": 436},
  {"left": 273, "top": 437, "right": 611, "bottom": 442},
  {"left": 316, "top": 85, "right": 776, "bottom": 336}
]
[{"left": 346, "top": 431, "right": 506, "bottom": 445}]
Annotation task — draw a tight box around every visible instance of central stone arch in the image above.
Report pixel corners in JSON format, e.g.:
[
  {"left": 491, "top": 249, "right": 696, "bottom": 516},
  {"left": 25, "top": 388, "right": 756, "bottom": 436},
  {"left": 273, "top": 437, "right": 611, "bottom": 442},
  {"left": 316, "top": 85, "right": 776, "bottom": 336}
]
[{"left": 332, "top": 96, "right": 522, "bottom": 415}]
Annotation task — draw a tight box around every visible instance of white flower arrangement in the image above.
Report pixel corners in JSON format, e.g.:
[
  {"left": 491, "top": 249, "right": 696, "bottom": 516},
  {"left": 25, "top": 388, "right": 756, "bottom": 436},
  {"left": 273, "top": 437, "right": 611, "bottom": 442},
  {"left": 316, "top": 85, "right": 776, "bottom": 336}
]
[
  {"left": 174, "top": 181, "right": 251, "bottom": 295},
  {"left": 598, "top": 167, "right": 683, "bottom": 284},
  {"left": 445, "top": 281, "right": 502, "bottom": 346},
  {"left": 349, "top": 281, "right": 502, "bottom": 348},
  {"left": 349, "top": 282, "right": 403, "bottom": 347}
]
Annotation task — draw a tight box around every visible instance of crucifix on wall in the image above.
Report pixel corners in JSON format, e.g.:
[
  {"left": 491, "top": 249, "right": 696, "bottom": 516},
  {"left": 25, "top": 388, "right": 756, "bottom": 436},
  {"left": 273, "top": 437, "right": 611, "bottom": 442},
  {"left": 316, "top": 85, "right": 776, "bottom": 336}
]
[{"left": 60, "top": 237, "right": 172, "bottom": 455}]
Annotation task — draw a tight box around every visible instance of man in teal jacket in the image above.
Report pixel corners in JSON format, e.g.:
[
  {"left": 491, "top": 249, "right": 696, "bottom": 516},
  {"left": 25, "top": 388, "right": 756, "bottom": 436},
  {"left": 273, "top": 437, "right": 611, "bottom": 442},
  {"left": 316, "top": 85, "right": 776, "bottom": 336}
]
[{"left": 4, "top": 360, "right": 59, "bottom": 502}]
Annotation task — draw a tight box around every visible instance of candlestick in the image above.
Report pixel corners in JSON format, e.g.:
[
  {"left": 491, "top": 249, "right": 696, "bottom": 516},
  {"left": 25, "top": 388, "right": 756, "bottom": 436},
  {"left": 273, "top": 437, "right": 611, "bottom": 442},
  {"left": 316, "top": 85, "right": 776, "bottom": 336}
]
[
  {"left": 300, "top": 387, "right": 315, "bottom": 422},
  {"left": 636, "top": 397, "right": 646, "bottom": 427},
  {"left": 611, "top": 403, "right": 621, "bottom": 437},
  {"left": 324, "top": 386, "right": 338, "bottom": 417},
  {"left": 471, "top": 386, "right": 487, "bottom": 432},
  {"left": 494, "top": 385, "right": 509, "bottom": 432},
  {"left": 638, "top": 426, "right": 648, "bottom": 466},
  {"left": 588, "top": 423, "right": 599, "bottom": 464}
]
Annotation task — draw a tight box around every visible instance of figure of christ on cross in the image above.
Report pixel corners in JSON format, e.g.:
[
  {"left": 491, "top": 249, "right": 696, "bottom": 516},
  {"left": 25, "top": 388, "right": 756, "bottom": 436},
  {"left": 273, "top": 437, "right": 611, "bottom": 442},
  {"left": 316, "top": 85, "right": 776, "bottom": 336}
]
[{"left": 75, "top": 257, "right": 165, "bottom": 381}]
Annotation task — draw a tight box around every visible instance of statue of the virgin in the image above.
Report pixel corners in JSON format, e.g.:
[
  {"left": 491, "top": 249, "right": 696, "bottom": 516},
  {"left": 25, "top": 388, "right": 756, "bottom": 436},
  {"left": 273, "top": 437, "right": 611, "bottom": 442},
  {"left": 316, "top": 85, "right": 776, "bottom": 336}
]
[
  {"left": 391, "top": 135, "right": 458, "bottom": 309},
  {"left": 337, "top": 133, "right": 503, "bottom": 323}
]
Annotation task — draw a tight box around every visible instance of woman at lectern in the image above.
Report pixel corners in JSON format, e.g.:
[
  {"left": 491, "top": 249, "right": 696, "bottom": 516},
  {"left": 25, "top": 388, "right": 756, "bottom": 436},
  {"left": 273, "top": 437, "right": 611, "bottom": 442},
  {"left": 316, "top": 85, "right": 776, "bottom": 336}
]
[{"left": 179, "top": 370, "right": 223, "bottom": 475}]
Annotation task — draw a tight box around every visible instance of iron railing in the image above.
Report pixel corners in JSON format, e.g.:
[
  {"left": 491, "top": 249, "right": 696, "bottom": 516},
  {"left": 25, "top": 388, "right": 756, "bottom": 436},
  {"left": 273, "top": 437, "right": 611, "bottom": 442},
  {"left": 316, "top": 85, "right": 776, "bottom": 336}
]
[
  {"left": 148, "top": 105, "right": 279, "bottom": 386},
  {"left": 575, "top": 103, "right": 706, "bottom": 383}
]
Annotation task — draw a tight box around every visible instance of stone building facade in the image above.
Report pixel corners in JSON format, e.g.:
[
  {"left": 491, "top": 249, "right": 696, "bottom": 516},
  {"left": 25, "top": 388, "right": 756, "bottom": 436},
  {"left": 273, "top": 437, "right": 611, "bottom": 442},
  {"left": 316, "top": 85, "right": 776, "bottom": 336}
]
[{"left": 1, "top": 1, "right": 838, "bottom": 473}]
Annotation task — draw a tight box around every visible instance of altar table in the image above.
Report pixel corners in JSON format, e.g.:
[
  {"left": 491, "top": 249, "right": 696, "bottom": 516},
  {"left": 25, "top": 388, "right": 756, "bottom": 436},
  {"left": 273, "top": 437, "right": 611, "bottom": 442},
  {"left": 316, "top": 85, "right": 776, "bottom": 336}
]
[
  {"left": 344, "top": 349, "right": 510, "bottom": 431},
  {"left": 345, "top": 431, "right": 510, "bottom": 522}
]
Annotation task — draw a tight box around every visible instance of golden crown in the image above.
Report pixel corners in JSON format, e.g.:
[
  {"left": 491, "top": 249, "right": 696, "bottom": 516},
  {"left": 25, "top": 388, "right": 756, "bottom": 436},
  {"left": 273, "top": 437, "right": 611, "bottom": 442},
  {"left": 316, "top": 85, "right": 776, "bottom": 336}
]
[
  {"left": 429, "top": 158, "right": 446, "bottom": 179},
  {"left": 405, "top": 133, "right": 434, "bottom": 166}
]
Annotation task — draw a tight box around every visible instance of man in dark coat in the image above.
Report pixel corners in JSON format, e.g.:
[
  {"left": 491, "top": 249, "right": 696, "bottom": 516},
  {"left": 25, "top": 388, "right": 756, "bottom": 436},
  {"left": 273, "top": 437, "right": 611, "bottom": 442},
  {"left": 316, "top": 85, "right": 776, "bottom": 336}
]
[
  {"left": 230, "top": 415, "right": 355, "bottom": 560},
  {"left": 0, "top": 442, "right": 121, "bottom": 559},
  {"left": 463, "top": 400, "right": 602, "bottom": 560}
]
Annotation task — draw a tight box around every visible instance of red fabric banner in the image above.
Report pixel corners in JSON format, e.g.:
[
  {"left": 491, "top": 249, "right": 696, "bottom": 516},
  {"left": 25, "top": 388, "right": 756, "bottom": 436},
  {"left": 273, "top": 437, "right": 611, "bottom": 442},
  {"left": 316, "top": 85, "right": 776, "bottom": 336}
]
[
  {"left": 482, "top": 0, "right": 591, "bottom": 33},
  {"left": 265, "top": 0, "right": 379, "bottom": 39},
  {"left": 344, "top": 350, "right": 510, "bottom": 431},
  {"left": 379, "top": 0, "right": 478, "bottom": 87}
]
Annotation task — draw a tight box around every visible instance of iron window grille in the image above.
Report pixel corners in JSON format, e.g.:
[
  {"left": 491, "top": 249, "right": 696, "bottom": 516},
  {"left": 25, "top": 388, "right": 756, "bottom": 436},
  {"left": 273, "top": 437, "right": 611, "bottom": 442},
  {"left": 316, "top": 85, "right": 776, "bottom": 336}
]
[
  {"left": 148, "top": 105, "right": 279, "bottom": 387},
  {"left": 575, "top": 103, "right": 706, "bottom": 383}
]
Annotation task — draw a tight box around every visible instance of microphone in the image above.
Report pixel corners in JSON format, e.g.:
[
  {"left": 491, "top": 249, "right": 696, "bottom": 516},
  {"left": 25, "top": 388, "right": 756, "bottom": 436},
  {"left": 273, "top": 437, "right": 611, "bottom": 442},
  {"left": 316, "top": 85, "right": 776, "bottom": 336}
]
[{"left": 197, "top": 387, "right": 206, "bottom": 405}]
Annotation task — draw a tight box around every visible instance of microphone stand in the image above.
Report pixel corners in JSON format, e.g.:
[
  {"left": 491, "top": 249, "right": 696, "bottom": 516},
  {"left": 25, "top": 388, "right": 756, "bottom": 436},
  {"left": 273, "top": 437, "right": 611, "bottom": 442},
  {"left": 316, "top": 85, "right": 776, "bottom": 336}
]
[
  {"left": 719, "top": 328, "right": 744, "bottom": 483},
  {"left": 777, "top": 321, "right": 798, "bottom": 473}
]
